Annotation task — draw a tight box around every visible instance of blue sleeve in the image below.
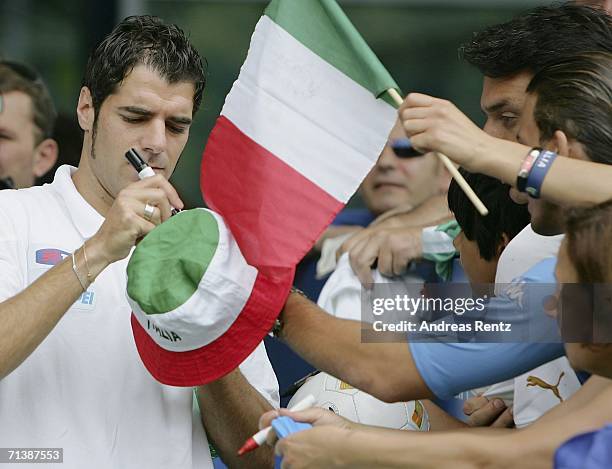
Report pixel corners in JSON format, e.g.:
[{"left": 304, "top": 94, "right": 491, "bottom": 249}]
[
  {"left": 409, "top": 341, "right": 565, "bottom": 399},
  {"left": 409, "top": 258, "right": 565, "bottom": 399}
]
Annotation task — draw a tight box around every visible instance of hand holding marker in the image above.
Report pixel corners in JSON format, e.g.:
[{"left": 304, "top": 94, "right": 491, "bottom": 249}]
[
  {"left": 124, "top": 148, "right": 181, "bottom": 216},
  {"left": 237, "top": 394, "right": 316, "bottom": 456}
]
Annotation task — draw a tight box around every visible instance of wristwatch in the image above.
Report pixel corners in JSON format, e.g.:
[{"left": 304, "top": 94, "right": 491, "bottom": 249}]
[{"left": 271, "top": 286, "right": 308, "bottom": 338}]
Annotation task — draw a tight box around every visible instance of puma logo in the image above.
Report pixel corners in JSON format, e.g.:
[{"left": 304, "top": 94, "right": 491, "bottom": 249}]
[{"left": 526, "top": 372, "right": 565, "bottom": 402}]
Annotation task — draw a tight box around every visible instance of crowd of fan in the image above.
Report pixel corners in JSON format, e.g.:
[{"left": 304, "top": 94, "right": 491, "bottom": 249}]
[{"left": 2, "top": 1, "right": 612, "bottom": 468}]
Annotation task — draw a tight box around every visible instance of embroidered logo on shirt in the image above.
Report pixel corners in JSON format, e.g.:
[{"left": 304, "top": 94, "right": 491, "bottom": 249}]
[
  {"left": 30, "top": 247, "right": 95, "bottom": 310},
  {"left": 526, "top": 371, "right": 565, "bottom": 402},
  {"left": 35, "top": 248, "right": 70, "bottom": 265}
]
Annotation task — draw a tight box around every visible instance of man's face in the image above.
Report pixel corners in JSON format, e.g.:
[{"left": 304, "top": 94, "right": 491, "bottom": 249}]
[
  {"left": 84, "top": 65, "right": 194, "bottom": 199},
  {"left": 481, "top": 71, "right": 533, "bottom": 206},
  {"left": 555, "top": 241, "right": 612, "bottom": 378},
  {"left": 481, "top": 71, "right": 532, "bottom": 141},
  {"left": 451, "top": 71, "right": 533, "bottom": 281},
  {"left": 453, "top": 230, "right": 497, "bottom": 296},
  {"left": 516, "top": 93, "right": 565, "bottom": 236},
  {"left": 360, "top": 121, "right": 443, "bottom": 216},
  {"left": 0, "top": 91, "right": 40, "bottom": 188}
]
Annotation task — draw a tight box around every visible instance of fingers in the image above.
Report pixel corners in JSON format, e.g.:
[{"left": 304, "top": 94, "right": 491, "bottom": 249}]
[
  {"left": 491, "top": 406, "right": 514, "bottom": 428},
  {"left": 392, "top": 248, "right": 409, "bottom": 277},
  {"left": 130, "top": 174, "right": 184, "bottom": 211},
  {"left": 399, "top": 106, "right": 433, "bottom": 121},
  {"left": 113, "top": 195, "right": 158, "bottom": 234},
  {"left": 266, "top": 428, "right": 279, "bottom": 447},
  {"left": 348, "top": 237, "right": 377, "bottom": 285},
  {"left": 276, "top": 438, "right": 289, "bottom": 463},
  {"left": 377, "top": 242, "right": 394, "bottom": 277},
  {"left": 466, "top": 398, "right": 509, "bottom": 427},
  {"left": 276, "top": 438, "right": 286, "bottom": 457},
  {"left": 259, "top": 409, "right": 279, "bottom": 430},
  {"left": 337, "top": 229, "right": 370, "bottom": 260},
  {"left": 463, "top": 395, "right": 489, "bottom": 416},
  {"left": 401, "top": 117, "right": 432, "bottom": 138},
  {"left": 399, "top": 92, "right": 439, "bottom": 112},
  {"left": 121, "top": 187, "right": 174, "bottom": 222},
  {"left": 278, "top": 407, "right": 327, "bottom": 424}
]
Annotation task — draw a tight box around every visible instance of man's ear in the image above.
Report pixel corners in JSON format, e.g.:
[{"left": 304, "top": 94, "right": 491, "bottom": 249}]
[
  {"left": 77, "top": 86, "right": 95, "bottom": 132},
  {"left": 547, "top": 130, "right": 570, "bottom": 158},
  {"left": 548, "top": 129, "right": 590, "bottom": 161},
  {"left": 32, "top": 138, "right": 59, "bottom": 178}
]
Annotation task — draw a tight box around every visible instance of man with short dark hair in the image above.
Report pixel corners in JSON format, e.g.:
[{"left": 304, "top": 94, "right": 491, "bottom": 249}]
[
  {"left": 0, "top": 61, "right": 58, "bottom": 188},
  {"left": 461, "top": 3, "right": 611, "bottom": 141},
  {"left": 0, "top": 16, "right": 276, "bottom": 469}
]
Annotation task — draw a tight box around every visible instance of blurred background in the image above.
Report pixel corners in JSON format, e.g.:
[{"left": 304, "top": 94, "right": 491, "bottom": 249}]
[{"left": 0, "top": 0, "right": 551, "bottom": 207}]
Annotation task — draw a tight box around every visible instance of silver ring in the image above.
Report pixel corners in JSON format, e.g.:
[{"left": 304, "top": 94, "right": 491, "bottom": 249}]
[{"left": 143, "top": 203, "right": 155, "bottom": 222}]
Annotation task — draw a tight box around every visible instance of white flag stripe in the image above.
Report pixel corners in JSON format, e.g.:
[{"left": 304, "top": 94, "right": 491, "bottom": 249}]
[
  {"left": 222, "top": 16, "right": 397, "bottom": 203},
  {"left": 129, "top": 210, "right": 258, "bottom": 352}
]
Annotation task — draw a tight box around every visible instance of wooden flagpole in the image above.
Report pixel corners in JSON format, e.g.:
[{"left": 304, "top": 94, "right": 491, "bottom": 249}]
[{"left": 387, "top": 88, "right": 488, "bottom": 216}]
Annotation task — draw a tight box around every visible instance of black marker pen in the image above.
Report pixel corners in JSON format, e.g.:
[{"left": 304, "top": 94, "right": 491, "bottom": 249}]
[{"left": 124, "top": 148, "right": 180, "bottom": 216}]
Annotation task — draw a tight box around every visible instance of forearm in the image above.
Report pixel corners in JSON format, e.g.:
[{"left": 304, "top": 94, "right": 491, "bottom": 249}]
[
  {"left": 500, "top": 385, "right": 612, "bottom": 469},
  {"left": 196, "top": 369, "right": 274, "bottom": 468},
  {"left": 280, "top": 293, "right": 432, "bottom": 402},
  {"left": 373, "top": 194, "right": 452, "bottom": 229},
  {"left": 474, "top": 138, "right": 612, "bottom": 206},
  {"left": 339, "top": 427, "right": 499, "bottom": 469},
  {"left": 422, "top": 400, "right": 468, "bottom": 431},
  {"left": 0, "top": 238, "right": 108, "bottom": 379}
]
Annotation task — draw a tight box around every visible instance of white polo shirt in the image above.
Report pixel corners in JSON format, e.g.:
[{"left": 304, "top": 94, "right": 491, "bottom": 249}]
[{"left": 0, "top": 166, "right": 279, "bottom": 468}]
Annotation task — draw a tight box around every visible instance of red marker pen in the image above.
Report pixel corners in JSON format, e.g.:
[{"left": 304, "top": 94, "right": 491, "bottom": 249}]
[{"left": 237, "top": 394, "right": 316, "bottom": 456}]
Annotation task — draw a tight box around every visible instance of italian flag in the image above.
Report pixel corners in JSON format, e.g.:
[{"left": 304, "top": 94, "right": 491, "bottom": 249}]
[{"left": 201, "top": 0, "right": 399, "bottom": 276}]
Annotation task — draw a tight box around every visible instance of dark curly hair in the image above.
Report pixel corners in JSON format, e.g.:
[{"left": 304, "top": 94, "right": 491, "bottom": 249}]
[
  {"left": 448, "top": 169, "right": 530, "bottom": 261},
  {"left": 460, "top": 3, "right": 612, "bottom": 78},
  {"left": 527, "top": 51, "right": 612, "bottom": 165},
  {"left": 82, "top": 15, "right": 207, "bottom": 118}
]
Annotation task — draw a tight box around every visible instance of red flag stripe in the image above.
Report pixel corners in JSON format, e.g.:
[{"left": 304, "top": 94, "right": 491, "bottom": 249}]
[{"left": 201, "top": 116, "right": 343, "bottom": 273}]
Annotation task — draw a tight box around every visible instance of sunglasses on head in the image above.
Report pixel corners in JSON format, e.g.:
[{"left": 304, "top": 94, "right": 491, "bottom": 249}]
[{"left": 390, "top": 138, "right": 424, "bottom": 158}]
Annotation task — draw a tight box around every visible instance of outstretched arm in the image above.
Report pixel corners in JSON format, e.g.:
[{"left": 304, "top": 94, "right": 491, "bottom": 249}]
[
  {"left": 279, "top": 292, "right": 432, "bottom": 403},
  {"left": 399, "top": 93, "right": 612, "bottom": 206}
]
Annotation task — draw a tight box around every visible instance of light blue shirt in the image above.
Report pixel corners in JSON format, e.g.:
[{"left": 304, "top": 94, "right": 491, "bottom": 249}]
[{"left": 409, "top": 257, "right": 565, "bottom": 399}]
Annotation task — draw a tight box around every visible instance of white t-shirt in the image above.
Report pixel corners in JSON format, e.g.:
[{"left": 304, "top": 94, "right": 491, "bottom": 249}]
[
  {"left": 317, "top": 252, "right": 424, "bottom": 322},
  {"left": 483, "top": 225, "right": 579, "bottom": 426},
  {"left": 494, "top": 224, "right": 563, "bottom": 292},
  {"left": 0, "top": 166, "right": 279, "bottom": 469}
]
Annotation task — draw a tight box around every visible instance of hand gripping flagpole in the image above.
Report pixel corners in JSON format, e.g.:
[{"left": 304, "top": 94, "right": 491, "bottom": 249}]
[{"left": 387, "top": 88, "right": 489, "bottom": 216}]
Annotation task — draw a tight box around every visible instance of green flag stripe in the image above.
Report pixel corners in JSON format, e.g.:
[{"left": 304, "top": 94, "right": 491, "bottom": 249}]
[
  {"left": 126, "top": 209, "right": 220, "bottom": 315},
  {"left": 265, "top": 0, "right": 400, "bottom": 100}
]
